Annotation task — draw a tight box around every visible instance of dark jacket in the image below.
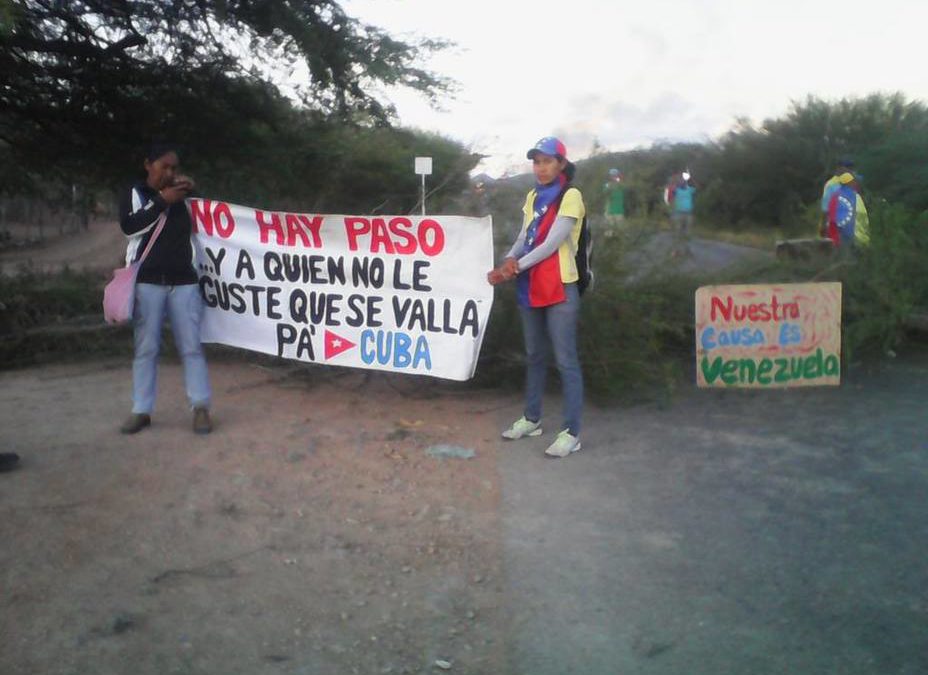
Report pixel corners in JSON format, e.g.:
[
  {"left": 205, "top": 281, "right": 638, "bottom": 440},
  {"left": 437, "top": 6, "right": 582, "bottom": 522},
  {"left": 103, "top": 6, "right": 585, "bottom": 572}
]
[{"left": 118, "top": 182, "right": 197, "bottom": 285}]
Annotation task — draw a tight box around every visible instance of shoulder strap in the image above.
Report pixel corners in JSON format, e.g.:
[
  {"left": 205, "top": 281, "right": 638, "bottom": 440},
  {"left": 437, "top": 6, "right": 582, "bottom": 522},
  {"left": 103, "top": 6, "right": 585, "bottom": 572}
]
[
  {"left": 136, "top": 212, "right": 168, "bottom": 264},
  {"left": 555, "top": 184, "right": 582, "bottom": 254},
  {"left": 546, "top": 183, "right": 573, "bottom": 221}
]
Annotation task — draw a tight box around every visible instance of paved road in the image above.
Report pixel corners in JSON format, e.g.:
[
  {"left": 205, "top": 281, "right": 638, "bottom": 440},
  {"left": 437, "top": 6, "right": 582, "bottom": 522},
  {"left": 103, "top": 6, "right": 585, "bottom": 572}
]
[{"left": 496, "top": 350, "right": 928, "bottom": 674}]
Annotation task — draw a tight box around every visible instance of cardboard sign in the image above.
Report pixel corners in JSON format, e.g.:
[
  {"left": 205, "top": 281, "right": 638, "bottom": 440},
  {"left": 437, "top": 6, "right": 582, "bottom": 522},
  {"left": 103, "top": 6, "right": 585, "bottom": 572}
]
[
  {"left": 695, "top": 283, "right": 842, "bottom": 388},
  {"left": 188, "top": 199, "right": 494, "bottom": 381}
]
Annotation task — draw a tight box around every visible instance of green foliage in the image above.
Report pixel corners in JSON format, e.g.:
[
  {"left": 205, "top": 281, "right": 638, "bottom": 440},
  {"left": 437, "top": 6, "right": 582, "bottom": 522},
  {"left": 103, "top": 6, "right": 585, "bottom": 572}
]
[
  {"left": 576, "top": 231, "right": 692, "bottom": 402},
  {"left": 857, "top": 132, "right": 928, "bottom": 212},
  {"left": 0, "top": 0, "right": 450, "bottom": 189},
  {"left": 4, "top": 84, "right": 927, "bottom": 387},
  {"left": 0, "top": 269, "right": 132, "bottom": 368},
  {"left": 699, "top": 94, "right": 928, "bottom": 229},
  {"left": 0, "top": 0, "right": 475, "bottom": 219},
  {"left": 707, "top": 203, "right": 928, "bottom": 358},
  {"left": 476, "top": 195, "right": 927, "bottom": 402},
  {"left": 310, "top": 127, "right": 478, "bottom": 214},
  {"left": 470, "top": 283, "right": 523, "bottom": 390},
  {"left": 475, "top": 224, "right": 694, "bottom": 402},
  {"left": 577, "top": 94, "right": 928, "bottom": 232},
  {"left": 184, "top": 114, "right": 478, "bottom": 214},
  {"left": 677, "top": 203, "right": 927, "bottom": 361},
  {"left": 575, "top": 143, "right": 711, "bottom": 220},
  {"left": 0, "top": 269, "right": 103, "bottom": 334},
  {"left": 839, "top": 203, "right": 928, "bottom": 357},
  {"left": 0, "top": 0, "right": 14, "bottom": 36}
]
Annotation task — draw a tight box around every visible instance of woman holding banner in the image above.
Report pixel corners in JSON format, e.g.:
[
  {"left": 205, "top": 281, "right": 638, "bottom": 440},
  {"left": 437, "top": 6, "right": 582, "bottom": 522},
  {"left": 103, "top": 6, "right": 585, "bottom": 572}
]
[
  {"left": 487, "top": 137, "right": 585, "bottom": 458},
  {"left": 118, "top": 142, "right": 212, "bottom": 435}
]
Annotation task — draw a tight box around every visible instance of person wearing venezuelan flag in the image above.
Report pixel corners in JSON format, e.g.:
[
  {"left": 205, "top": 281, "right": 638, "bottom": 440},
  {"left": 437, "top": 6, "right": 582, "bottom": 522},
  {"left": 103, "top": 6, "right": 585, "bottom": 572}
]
[
  {"left": 487, "top": 137, "right": 585, "bottom": 458},
  {"left": 819, "top": 157, "right": 855, "bottom": 237},
  {"left": 826, "top": 171, "right": 870, "bottom": 250}
]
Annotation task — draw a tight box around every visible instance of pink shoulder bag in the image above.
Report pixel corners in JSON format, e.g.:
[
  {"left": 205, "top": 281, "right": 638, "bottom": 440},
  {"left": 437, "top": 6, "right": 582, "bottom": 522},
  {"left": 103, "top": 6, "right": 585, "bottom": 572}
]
[{"left": 103, "top": 213, "right": 167, "bottom": 325}]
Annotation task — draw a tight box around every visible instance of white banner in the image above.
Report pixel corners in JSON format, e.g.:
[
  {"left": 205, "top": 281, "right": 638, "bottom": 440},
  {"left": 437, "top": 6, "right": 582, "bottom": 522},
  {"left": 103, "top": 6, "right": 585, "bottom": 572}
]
[{"left": 188, "top": 199, "right": 494, "bottom": 381}]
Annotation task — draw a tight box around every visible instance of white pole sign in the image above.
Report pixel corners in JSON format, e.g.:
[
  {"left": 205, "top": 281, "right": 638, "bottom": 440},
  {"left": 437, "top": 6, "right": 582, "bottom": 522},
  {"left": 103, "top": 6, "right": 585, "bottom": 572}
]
[
  {"left": 414, "top": 157, "right": 433, "bottom": 175},
  {"left": 415, "top": 157, "right": 432, "bottom": 216}
]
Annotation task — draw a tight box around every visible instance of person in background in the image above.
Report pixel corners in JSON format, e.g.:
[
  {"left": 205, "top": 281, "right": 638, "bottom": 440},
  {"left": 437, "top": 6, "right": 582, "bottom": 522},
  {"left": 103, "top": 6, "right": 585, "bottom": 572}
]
[
  {"left": 670, "top": 171, "right": 696, "bottom": 256},
  {"left": 118, "top": 142, "right": 213, "bottom": 435},
  {"left": 603, "top": 168, "right": 625, "bottom": 236},
  {"left": 820, "top": 158, "right": 855, "bottom": 237},
  {"left": 826, "top": 172, "right": 869, "bottom": 250},
  {"left": 487, "top": 136, "right": 586, "bottom": 459},
  {"left": 663, "top": 173, "right": 679, "bottom": 212}
]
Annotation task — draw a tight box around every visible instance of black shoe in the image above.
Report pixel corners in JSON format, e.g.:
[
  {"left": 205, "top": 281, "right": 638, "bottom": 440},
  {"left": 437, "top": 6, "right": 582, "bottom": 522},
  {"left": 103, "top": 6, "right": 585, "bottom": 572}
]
[
  {"left": 0, "top": 453, "right": 21, "bottom": 472},
  {"left": 120, "top": 413, "right": 151, "bottom": 434},
  {"left": 193, "top": 408, "right": 212, "bottom": 435}
]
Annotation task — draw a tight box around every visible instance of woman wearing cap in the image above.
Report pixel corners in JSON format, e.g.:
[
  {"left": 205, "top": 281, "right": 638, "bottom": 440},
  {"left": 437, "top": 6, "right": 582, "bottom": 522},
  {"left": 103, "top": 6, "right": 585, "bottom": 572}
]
[
  {"left": 487, "top": 137, "right": 586, "bottom": 458},
  {"left": 118, "top": 142, "right": 213, "bottom": 435}
]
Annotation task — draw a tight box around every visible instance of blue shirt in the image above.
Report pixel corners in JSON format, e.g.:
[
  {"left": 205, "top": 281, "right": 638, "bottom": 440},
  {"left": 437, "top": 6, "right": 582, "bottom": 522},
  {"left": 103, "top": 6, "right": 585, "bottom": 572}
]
[{"left": 673, "top": 185, "right": 695, "bottom": 213}]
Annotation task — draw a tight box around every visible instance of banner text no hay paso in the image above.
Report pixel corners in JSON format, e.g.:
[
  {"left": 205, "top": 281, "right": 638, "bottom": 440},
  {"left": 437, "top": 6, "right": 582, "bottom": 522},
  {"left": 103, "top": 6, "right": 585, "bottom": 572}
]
[{"left": 188, "top": 199, "right": 494, "bottom": 381}]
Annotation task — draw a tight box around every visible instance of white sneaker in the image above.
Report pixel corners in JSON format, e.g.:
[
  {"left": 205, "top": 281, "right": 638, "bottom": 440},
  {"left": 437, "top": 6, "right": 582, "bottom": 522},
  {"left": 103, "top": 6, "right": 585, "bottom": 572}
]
[
  {"left": 544, "top": 430, "right": 581, "bottom": 458},
  {"left": 501, "top": 416, "right": 542, "bottom": 440}
]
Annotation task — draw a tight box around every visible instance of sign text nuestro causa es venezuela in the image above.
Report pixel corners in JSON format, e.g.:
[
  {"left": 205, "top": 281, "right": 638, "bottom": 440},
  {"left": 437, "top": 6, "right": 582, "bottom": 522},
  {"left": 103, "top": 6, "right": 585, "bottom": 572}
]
[{"left": 695, "top": 283, "right": 842, "bottom": 388}]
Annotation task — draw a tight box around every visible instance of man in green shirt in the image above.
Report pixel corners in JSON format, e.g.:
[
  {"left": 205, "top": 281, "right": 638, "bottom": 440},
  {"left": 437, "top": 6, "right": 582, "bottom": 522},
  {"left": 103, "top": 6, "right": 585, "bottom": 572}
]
[{"left": 603, "top": 168, "right": 625, "bottom": 236}]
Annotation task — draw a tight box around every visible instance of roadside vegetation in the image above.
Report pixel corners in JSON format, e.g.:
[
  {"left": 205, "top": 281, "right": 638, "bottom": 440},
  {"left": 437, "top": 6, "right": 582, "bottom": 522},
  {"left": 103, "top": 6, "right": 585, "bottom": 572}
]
[
  {"left": 1, "top": 2, "right": 925, "bottom": 396},
  {"left": 471, "top": 94, "right": 928, "bottom": 399}
]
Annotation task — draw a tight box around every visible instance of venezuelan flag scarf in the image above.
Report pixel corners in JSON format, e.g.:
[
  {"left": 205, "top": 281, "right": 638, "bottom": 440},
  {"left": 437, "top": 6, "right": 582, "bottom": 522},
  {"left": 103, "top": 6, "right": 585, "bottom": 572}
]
[
  {"left": 827, "top": 185, "right": 857, "bottom": 247},
  {"left": 516, "top": 175, "right": 568, "bottom": 308}
]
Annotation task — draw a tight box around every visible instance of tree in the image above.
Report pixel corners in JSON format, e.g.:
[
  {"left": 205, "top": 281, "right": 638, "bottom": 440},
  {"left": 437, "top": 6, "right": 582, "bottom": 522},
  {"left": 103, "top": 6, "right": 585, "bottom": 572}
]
[
  {"left": 698, "top": 94, "right": 928, "bottom": 229},
  {"left": 0, "top": 1, "right": 451, "bottom": 187},
  {"left": 188, "top": 112, "right": 480, "bottom": 215}
]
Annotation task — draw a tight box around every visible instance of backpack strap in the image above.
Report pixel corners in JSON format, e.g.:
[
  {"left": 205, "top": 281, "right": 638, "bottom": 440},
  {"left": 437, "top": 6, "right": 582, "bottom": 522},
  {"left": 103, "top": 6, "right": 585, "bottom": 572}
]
[{"left": 554, "top": 184, "right": 581, "bottom": 256}]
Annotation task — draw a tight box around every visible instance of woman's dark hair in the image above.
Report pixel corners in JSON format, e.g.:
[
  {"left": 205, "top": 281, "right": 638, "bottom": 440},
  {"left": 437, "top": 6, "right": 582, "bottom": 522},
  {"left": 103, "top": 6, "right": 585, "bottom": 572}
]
[
  {"left": 563, "top": 160, "right": 577, "bottom": 182},
  {"left": 146, "top": 141, "right": 180, "bottom": 163}
]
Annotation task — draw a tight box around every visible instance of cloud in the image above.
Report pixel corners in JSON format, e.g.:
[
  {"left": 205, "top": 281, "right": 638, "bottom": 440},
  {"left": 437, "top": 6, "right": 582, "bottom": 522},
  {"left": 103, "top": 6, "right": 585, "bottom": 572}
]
[
  {"left": 626, "top": 25, "right": 670, "bottom": 61},
  {"left": 555, "top": 92, "right": 720, "bottom": 158}
]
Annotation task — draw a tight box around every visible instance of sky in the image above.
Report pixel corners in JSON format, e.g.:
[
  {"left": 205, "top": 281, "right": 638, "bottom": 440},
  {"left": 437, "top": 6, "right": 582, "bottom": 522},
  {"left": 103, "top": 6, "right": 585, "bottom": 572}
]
[{"left": 340, "top": 0, "right": 927, "bottom": 177}]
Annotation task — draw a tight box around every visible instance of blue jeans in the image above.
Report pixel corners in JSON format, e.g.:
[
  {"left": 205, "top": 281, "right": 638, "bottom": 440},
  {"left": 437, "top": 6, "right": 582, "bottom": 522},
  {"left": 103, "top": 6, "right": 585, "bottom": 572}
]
[
  {"left": 132, "top": 283, "right": 211, "bottom": 414},
  {"left": 519, "top": 283, "right": 583, "bottom": 436}
]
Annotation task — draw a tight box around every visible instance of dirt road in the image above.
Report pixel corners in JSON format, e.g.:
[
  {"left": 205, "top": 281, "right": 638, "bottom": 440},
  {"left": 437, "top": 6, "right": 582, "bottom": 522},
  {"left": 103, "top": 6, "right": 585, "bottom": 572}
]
[
  {"left": 2, "top": 223, "right": 926, "bottom": 673},
  {"left": 2, "top": 349, "right": 926, "bottom": 674},
  {"left": 0, "top": 219, "right": 125, "bottom": 276},
  {"left": 1, "top": 360, "right": 509, "bottom": 674}
]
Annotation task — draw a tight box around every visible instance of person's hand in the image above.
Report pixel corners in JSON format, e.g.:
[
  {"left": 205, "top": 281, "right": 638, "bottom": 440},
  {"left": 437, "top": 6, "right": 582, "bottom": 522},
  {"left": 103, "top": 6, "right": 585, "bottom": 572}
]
[
  {"left": 158, "top": 183, "right": 190, "bottom": 204},
  {"left": 487, "top": 258, "right": 520, "bottom": 285},
  {"left": 501, "top": 257, "right": 519, "bottom": 280},
  {"left": 174, "top": 174, "right": 195, "bottom": 191}
]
